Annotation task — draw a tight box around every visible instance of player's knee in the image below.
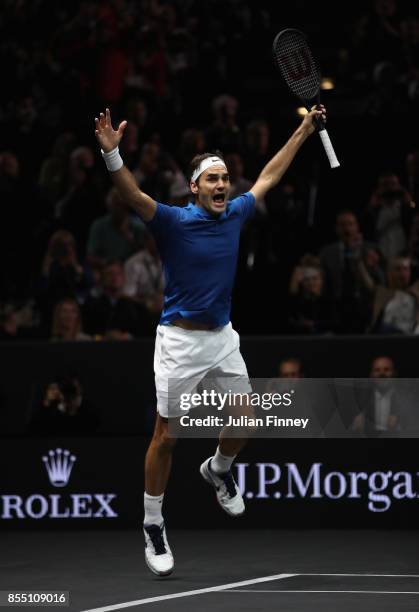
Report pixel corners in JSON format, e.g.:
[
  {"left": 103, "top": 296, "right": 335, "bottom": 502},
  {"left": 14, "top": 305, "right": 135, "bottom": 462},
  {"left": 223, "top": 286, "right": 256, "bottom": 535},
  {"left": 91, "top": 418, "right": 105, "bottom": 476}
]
[{"left": 153, "top": 427, "right": 177, "bottom": 452}]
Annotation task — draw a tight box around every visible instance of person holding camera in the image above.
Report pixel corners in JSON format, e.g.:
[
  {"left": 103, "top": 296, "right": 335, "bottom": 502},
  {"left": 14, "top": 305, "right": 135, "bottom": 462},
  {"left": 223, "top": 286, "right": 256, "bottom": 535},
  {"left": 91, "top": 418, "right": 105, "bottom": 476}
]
[
  {"left": 320, "top": 210, "right": 385, "bottom": 332},
  {"left": 28, "top": 376, "right": 99, "bottom": 435},
  {"left": 366, "top": 172, "right": 414, "bottom": 260}
]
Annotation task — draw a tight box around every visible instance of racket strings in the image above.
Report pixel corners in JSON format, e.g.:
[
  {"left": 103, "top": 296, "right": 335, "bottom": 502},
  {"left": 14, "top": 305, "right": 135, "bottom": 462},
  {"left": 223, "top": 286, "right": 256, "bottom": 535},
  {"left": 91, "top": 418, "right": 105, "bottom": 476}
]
[{"left": 273, "top": 30, "right": 320, "bottom": 100}]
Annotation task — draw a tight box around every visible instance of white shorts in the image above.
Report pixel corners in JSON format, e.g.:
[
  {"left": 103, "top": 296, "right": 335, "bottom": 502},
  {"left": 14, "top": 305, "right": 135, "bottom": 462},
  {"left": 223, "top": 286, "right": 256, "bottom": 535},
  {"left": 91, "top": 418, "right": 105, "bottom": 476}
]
[{"left": 154, "top": 322, "right": 251, "bottom": 418}]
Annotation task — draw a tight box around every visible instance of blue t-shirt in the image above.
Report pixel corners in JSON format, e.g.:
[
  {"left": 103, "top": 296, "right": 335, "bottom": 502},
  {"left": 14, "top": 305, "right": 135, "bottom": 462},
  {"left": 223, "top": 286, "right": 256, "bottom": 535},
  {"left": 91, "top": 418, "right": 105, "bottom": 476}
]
[{"left": 146, "top": 192, "right": 255, "bottom": 327}]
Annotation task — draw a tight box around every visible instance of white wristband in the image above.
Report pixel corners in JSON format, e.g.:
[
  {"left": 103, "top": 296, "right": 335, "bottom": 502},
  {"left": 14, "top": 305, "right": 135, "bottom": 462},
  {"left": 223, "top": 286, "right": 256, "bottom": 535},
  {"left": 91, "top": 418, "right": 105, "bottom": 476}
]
[{"left": 101, "top": 146, "right": 123, "bottom": 172}]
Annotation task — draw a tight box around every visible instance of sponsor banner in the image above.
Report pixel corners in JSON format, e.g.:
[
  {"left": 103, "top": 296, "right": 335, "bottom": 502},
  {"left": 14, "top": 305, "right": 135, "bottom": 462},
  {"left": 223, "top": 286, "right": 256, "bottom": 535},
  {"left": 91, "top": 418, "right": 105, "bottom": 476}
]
[
  {"left": 0, "top": 437, "right": 418, "bottom": 528},
  {"left": 236, "top": 462, "right": 419, "bottom": 513},
  {"left": 0, "top": 437, "right": 142, "bottom": 528}
]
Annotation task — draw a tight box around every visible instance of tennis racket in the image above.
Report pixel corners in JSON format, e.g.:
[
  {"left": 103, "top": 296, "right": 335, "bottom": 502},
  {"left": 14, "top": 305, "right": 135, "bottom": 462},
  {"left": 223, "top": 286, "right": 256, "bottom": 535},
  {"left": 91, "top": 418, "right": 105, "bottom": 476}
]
[{"left": 272, "top": 28, "right": 340, "bottom": 169}]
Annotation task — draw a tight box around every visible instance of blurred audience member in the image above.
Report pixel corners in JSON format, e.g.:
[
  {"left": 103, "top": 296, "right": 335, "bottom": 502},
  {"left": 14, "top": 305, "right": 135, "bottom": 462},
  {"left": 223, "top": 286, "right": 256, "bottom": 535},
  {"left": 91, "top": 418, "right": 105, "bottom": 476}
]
[
  {"left": 123, "top": 232, "right": 164, "bottom": 315},
  {"left": 38, "top": 132, "right": 76, "bottom": 206},
  {"left": 86, "top": 187, "right": 145, "bottom": 273},
  {"left": 38, "top": 230, "right": 92, "bottom": 328},
  {"left": 226, "top": 152, "right": 251, "bottom": 195},
  {"left": 278, "top": 357, "right": 304, "bottom": 379},
  {"left": 205, "top": 94, "right": 242, "bottom": 153},
  {"left": 83, "top": 261, "right": 150, "bottom": 339},
  {"left": 353, "top": 0, "right": 404, "bottom": 77},
  {"left": 51, "top": 298, "right": 91, "bottom": 342},
  {"left": 288, "top": 255, "right": 334, "bottom": 334},
  {"left": 369, "top": 256, "right": 419, "bottom": 333},
  {"left": 55, "top": 146, "right": 105, "bottom": 257},
  {"left": 352, "top": 355, "right": 400, "bottom": 435},
  {"left": 0, "top": 300, "right": 40, "bottom": 341},
  {"left": 0, "top": 304, "right": 19, "bottom": 342},
  {"left": 132, "top": 142, "right": 174, "bottom": 202},
  {"left": 119, "top": 97, "right": 153, "bottom": 168},
  {"left": 366, "top": 172, "right": 414, "bottom": 260},
  {"left": 28, "top": 376, "right": 99, "bottom": 435},
  {"left": 265, "top": 357, "right": 304, "bottom": 397},
  {"left": 243, "top": 120, "right": 270, "bottom": 181},
  {"left": 177, "top": 128, "right": 206, "bottom": 175},
  {"left": 320, "top": 210, "right": 385, "bottom": 332}
]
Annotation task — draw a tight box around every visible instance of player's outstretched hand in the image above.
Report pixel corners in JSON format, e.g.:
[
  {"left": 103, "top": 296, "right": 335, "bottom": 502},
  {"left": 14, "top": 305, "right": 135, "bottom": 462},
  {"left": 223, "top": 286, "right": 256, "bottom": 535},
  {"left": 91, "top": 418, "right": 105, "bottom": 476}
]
[{"left": 94, "top": 108, "right": 127, "bottom": 153}]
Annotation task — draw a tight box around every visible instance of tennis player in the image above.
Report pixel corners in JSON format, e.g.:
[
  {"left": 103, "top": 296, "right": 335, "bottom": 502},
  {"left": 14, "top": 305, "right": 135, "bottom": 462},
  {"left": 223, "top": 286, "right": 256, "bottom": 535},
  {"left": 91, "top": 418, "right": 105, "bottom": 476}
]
[{"left": 95, "top": 105, "right": 326, "bottom": 576}]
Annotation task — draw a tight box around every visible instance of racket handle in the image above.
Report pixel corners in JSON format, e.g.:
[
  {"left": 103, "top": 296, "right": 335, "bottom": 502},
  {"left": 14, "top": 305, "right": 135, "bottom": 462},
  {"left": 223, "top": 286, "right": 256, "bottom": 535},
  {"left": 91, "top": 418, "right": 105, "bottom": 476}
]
[{"left": 318, "top": 128, "right": 340, "bottom": 169}]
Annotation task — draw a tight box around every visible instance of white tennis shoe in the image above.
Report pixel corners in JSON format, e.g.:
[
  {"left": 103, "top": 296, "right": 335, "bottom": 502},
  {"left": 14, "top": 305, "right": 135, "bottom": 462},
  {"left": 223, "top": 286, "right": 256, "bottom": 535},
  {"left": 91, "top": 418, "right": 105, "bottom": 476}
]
[
  {"left": 200, "top": 457, "right": 245, "bottom": 516},
  {"left": 143, "top": 522, "right": 174, "bottom": 576}
]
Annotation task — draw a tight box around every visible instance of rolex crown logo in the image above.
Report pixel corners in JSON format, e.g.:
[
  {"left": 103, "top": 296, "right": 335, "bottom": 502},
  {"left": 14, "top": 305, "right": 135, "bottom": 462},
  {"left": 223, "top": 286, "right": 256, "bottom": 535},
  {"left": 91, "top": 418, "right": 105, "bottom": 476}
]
[{"left": 42, "top": 448, "right": 76, "bottom": 487}]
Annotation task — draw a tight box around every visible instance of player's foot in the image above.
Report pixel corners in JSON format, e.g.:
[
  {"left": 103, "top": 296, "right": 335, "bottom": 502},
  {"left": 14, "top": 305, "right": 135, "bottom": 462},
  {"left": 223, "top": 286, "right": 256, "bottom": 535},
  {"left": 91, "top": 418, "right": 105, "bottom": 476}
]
[
  {"left": 200, "top": 457, "right": 245, "bottom": 516},
  {"left": 143, "top": 522, "right": 174, "bottom": 576}
]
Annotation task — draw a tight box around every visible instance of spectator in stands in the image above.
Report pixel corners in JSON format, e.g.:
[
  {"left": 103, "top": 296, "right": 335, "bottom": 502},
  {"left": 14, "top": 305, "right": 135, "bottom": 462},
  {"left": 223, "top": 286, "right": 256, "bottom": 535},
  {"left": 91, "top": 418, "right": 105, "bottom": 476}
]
[
  {"left": 86, "top": 187, "right": 145, "bottom": 273},
  {"left": 50, "top": 298, "right": 91, "bottom": 342},
  {"left": 320, "top": 210, "right": 384, "bottom": 333},
  {"left": 38, "top": 230, "right": 92, "bottom": 329},
  {"left": 265, "top": 357, "right": 304, "bottom": 401},
  {"left": 123, "top": 232, "right": 164, "bottom": 315},
  {"left": 225, "top": 152, "right": 251, "bottom": 198},
  {"left": 28, "top": 375, "right": 99, "bottom": 435},
  {"left": 168, "top": 167, "right": 190, "bottom": 206},
  {"left": 0, "top": 304, "right": 24, "bottom": 342},
  {"left": 205, "top": 94, "right": 242, "bottom": 154},
  {"left": 288, "top": 254, "right": 334, "bottom": 334},
  {"left": 83, "top": 260, "right": 150, "bottom": 339},
  {"left": 366, "top": 172, "right": 414, "bottom": 260},
  {"left": 369, "top": 255, "right": 419, "bottom": 333},
  {"left": 243, "top": 120, "right": 271, "bottom": 181},
  {"left": 119, "top": 97, "right": 155, "bottom": 168},
  {"left": 278, "top": 357, "right": 304, "bottom": 379},
  {"left": 352, "top": 355, "right": 400, "bottom": 435},
  {"left": 133, "top": 142, "right": 171, "bottom": 202},
  {"left": 55, "top": 146, "right": 105, "bottom": 257},
  {"left": 352, "top": 0, "right": 404, "bottom": 78},
  {"left": 0, "top": 304, "right": 18, "bottom": 342},
  {"left": 38, "top": 132, "right": 76, "bottom": 206},
  {"left": 177, "top": 129, "right": 206, "bottom": 175},
  {"left": 0, "top": 300, "right": 40, "bottom": 341}
]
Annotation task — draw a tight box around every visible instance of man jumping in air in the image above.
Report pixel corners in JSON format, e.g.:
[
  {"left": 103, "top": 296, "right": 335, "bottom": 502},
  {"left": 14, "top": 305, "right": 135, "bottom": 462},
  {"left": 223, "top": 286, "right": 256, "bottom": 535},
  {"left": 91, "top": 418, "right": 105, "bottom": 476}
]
[{"left": 95, "top": 104, "right": 326, "bottom": 576}]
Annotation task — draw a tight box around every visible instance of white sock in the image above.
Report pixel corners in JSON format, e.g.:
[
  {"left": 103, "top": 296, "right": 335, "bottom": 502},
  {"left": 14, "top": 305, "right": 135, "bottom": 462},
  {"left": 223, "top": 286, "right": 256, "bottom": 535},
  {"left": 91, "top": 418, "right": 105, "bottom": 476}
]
[
  {"left": 210, "top": 446, "right": 236, "bottom": 474},
  {"left": 144, "top": 492, "right": 164, "bottom": 526}
]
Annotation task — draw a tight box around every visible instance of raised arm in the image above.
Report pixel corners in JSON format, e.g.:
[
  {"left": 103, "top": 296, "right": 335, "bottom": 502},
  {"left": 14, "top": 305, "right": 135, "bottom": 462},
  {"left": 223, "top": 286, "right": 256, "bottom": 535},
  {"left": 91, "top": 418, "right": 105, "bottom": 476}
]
[
  {"left": 94, "top": 108, "right": 157, "bottom": 222},
  {"left": 250, "top": 106, "right": 326, "bottom": 203}
]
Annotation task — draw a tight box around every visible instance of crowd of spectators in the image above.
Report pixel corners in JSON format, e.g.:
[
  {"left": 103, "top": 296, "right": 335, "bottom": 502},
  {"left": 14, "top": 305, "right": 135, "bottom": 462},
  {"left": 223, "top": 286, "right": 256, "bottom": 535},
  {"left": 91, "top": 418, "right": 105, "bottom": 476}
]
[
  {"left": 275, "top": 354, "right": 419, "bottom": 437},
  {"left": 1, "top": 0, "right": 419, "bottom": 340}
]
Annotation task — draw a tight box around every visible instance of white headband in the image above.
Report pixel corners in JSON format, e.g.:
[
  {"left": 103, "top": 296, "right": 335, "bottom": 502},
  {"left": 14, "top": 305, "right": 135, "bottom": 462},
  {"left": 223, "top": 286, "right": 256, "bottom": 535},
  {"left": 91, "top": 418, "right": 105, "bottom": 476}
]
[{"left": 191, "top": 156, "right": 227, "bottom": 183}]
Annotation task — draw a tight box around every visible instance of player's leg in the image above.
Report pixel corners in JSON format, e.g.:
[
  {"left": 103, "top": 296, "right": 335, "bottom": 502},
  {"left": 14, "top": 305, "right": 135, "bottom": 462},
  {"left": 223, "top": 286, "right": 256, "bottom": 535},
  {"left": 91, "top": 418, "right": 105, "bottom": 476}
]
[
  {"left": 200, "top": 324, "right": 253, "bottom": 516},
  {"left": 145, "top": 414, "right": 176, "bottom": 496},
  {"left": 200, "top": 404, "right": 251, "bottom": 517},
  {"left": 143, "top": 414, "right": 176, "bottom": 577}
]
